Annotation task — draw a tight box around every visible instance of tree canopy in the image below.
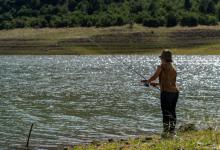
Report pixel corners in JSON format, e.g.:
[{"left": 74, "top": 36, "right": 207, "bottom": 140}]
[{"left": 0, "top": 0, "right": 220, "bottom": 29}]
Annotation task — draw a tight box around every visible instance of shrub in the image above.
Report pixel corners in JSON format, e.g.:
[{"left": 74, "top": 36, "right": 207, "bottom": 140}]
[
  {"left": 207, "top": 16, "right": 218, "bottom": 25},
  {"left": 49, "top": 16, "right": 62, "bottom": 27},
  {"left": 115, "top": 15, "right": 127, "bottom": 26},
  {"left": 79, "top": 15, "right": 95, "bottom": 27},
  {"left": 166, "top": 13, "right": 178, "bottom": 27},
  {"left": 0, "top": 21, "right": 15, "bottom": 30},
  {"left": 96, "top": 14, "right": 114, "bottom": 27},
  {"left": 33, "top": 17, "right": 48, "bottom": 28},
  {"left": 134, "top": 12, "right": 150, "bottom": 24},
  {"left": 199, "top": 15, "right": 218, "bottom": 25},
  {"left": 142, "top": 17, "right": 165, "bottom": 27},
  {"left": 180, "top": 13, "right": 198, "bottom": 26},
  {"left": 14, "top": 19, "right": 26, "bottom": 28},
  {"left": 198, "top": 15, "right": 206, "bottom": 25}
]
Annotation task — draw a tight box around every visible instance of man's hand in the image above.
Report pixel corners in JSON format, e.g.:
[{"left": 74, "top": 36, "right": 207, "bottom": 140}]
[
  {"left": 141, "top": 80, "right": 151, "bottom": 87},
  {"left": 141, "top": 80, "right": 150, "bottom": 84},
  {"left": 141, "top": 80, "right": 148, "bottom": 83},
  {"left": 141, "top": 80, "right": 159, "bottom": 88}
]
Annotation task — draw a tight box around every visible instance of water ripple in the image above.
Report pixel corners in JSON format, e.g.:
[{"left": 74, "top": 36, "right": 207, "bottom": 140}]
[{"left": 0, "top": 55, "right": 219, "bottom": 148}]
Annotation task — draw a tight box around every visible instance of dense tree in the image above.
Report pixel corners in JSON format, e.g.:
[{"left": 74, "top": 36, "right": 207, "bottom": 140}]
[
  {"left": 0, "top": 0, "right": 219, "bottom": 29},
  {"left": 184, "top": 0, "right": 192, "bottom": 11},
  {"left": 148, "top": 0, "right": 158, "bottom": 17},
  {"left": 207, "top": 0, "right": 216, "bottom": 14},
  {"left": 129, "top": 0, "right": 143, "bottom": 14},
  {"left": 68, "top": 0, "right": 77, "bottom": 11},
  {"left": 199, "top": 0, "right": 216, "bottom": 14},
  {"left": 30, "top": 0, "right": 41, "bottom": 9},
  {"left": 217, "top": 2, "right": 220, "bottom": 20},
  {"left": 199, "top": 0, "right": 209, "bottom": 13}
]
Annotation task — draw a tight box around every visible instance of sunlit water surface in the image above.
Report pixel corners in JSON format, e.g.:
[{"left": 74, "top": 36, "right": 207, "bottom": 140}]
[{"left": 0, "top": 55, "right": 219, "bottom": 149}]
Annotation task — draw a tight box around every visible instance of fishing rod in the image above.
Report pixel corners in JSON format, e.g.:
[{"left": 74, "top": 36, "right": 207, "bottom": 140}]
[{"left": 87, "top": 36, "right": 160, "bottom": 91}]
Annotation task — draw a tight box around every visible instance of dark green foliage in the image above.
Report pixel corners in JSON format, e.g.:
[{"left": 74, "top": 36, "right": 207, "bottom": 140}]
[
  {"left": 96, "top": 14, "right": 113, "bottom": 27},
  {"left": 0, "top": 21, "right": 15, "bottom": 29},
  {"left": 14, "top": 19, "right": 26, "bottom": 28},
  {"left": 68, "top": 0, "right": 77, "bottom": 11},
  {"left": 166, "top": 13, "right": 178, "bottom": 27},
  {"left": 129, "top": 0, "right": 143, "bottom": 13},
  {"left": 0, "top": 0, "right": 219, "bottom": 29},
  {"left": 208, "top": 16, "right": 218, "bottom": 25},
  {"left": 180, "top": 13, "right": 198, "bottom": 26},
  {"left": 148, "top": 0, "right": 158, "bottom": 17},
  {"left": 217, "top": 2, "right": 220, "bottom": 20},
  {"left": 184, "top": 0, "right": 192, "bottom": 11},
  {"left": 143, "top": 17, "right": 165, "bottom": 27},
  {"left": 199, "top": 15, "right": 218, "bottom": 25},
  {"left": 199, "top": 0, "right": 216, "bottom": 14},
  {"left": 207, "top": 0, "right": 216, "bottom": 14},
  {"left": 199, "top": 0, "right": 209, "bottom": 14},
  {"left": 49, "top": 16, "right": 63, "bottom": 27}
]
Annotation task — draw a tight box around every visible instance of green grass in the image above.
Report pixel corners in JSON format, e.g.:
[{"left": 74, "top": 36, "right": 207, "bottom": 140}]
[
  {"left": 1, "top": 24, "right": 220, "bottom": 55},
  {"left": 67, "top": 130, "right": 220, "bottom": 150}
]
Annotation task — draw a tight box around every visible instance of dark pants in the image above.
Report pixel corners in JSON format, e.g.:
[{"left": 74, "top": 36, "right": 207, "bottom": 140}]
[{"left": 160, "top": 91, "right": 179, "bottom": 133}]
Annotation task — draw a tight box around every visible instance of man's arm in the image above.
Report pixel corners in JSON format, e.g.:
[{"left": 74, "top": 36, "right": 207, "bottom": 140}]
[
  {"left": 148, "top": 65, "right": 162, "bottom": 82},
  {"left": 141, "top": 65, "right": 162, "bottom": 84}
]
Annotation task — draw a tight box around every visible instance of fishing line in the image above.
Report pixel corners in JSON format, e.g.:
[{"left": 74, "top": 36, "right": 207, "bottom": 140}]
[{"left": 86, "top": 35, "right": 160, "bottom": 91}]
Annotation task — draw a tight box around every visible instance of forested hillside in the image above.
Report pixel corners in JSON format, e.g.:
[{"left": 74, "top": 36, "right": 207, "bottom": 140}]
[{"left": 0, "top": 0, "right": 220, "bottom": 29}]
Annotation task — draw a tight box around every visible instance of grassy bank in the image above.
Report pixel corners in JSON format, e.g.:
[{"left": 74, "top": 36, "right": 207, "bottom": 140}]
[
  {"left": 68, "top": 130, "right": 220, "bottom": 150},
  {"left": 1, "top": 24, "right": 220, "bottom": 55}
]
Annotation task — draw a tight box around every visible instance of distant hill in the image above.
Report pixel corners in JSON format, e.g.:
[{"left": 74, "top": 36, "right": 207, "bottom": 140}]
[{"left": 0, "top": 0, "right": 220, "bottom": 29}]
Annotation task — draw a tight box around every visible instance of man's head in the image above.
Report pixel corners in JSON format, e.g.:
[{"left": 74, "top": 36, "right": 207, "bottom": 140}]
[{"left": 159, "top": 49, "right": 173, "bottom": 63}]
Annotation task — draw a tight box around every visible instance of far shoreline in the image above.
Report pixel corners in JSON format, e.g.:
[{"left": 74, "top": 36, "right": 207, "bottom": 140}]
[{"left": 0, "top": 24, "right": 220, "bottom": 55}]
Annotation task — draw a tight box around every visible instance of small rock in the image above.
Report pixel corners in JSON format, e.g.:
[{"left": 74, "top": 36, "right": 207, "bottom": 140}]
[
  {"left": 119, "top": 146, "right": 124, "bottom": 150},
  {"left": 141, "top": 137, "right": 153, "bottom": 143},
  {"left": 207, "top": 126, "right": 213, "bottom": 130},
  {"left": 174, "top": 148, "right": 185, "bottom": 150},
  {"left": 125, "top": 142, "right": 130, "bottom": 145},
  {"left": 144, "top": 136, "right": 153, "bottom": 141},
  {"left": 178, "top": 123, "right": 197, "bottom": 132},
  {"left": 108, "top": 138, "right": 114, "bottom": 143},
  {"left": 120, "top": 139, "right": 125, "bottom": 142}
]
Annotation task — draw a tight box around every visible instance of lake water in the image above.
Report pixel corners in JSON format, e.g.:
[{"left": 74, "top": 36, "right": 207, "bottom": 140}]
[{"left": 0, "top": 55, "right": 220, "bottom": 149}]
